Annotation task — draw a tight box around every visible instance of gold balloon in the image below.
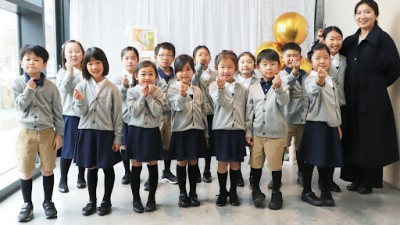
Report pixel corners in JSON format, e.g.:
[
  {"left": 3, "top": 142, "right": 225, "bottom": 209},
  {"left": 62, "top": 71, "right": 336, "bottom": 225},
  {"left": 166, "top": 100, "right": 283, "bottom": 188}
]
[
  {"left": 273, "top": 12, "right": 309, "bottom": 45},
  {"left": 300, "top": 58, "right": 312, "bottom": 74},
  {"left": 255, "top": 41, "right": 282, "bottom": 59}
]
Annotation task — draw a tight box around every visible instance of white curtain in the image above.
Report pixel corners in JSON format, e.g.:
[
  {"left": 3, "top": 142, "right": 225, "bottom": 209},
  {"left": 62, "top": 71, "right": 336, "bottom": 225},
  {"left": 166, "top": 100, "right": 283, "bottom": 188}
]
[{"left": 70, "top": 0, "right": 316, "bottom": 74}]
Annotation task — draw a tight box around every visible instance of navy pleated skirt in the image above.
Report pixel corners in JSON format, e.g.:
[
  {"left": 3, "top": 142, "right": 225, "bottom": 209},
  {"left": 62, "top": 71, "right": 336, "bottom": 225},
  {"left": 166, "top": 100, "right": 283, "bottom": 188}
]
[
  {"left": 298, "top": 121, "right": 343, "bottom": 167},
  {"left": 213, "top": 130, "right": 246, "bottom": 162},
  {"left": 126, "top": 126, "right": 163, "bottom": 162},
  {"left": 60, "top": 115, "right": 80, "bottom": 159},
  {"left": 169, "top": 129, "right": 205, "bottom": 161},
  {"left": 121, "top": 122, "right": 129, "bottom": 146},
  {"left": 74, "top": 129, "right": 122, "bottom": 168}
]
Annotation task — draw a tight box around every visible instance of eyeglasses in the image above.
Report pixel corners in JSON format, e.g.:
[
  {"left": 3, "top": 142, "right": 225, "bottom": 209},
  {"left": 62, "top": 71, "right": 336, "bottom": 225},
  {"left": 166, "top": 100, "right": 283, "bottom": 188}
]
[{"left": 157, "top": 54, "right": 173, "bottom": 59}]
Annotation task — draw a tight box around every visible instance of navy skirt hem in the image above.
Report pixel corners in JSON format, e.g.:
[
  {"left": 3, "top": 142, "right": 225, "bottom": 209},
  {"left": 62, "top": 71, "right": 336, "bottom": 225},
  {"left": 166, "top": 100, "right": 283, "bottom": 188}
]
[
  {"left": 60, "top": 115, "right": 79, "bottom": 159},
  {"left": 126, "top": 126, "right": 163, "bottom": 162},
  {"left": 169, "top": 129, "right": 206, "bottom": 161},
  {"left": 213, "top": 130, "right": 246, "bottom": 162}
]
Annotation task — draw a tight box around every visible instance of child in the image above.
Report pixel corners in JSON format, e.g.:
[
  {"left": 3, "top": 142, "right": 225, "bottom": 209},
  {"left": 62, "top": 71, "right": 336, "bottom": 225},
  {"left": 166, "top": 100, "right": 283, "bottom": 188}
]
[
  {"left": 153, "top": 42, "right": 178, "bottom": 185},
  {"left": 246, "top": 49, "right": 289, "bottom": 210},
  {"left": 209, "top": 50, "right": 247, "bottom": 207},
  {"left": 168, "top": 54, "right": 208, "bottom": 207},
  {"left": 12, "top": 44, "right": 63, "bottom": 222},
  {"left": 126, "top": 60, "right": 164, "bottom": 213},
  {"left": 73, "top": 47, "right": 123, "bottom": 216},
  {"left": 277, "top": 42, "right": 309, "bottom": 188},
  {"left": 235, "top": 52, "right": 259, "bottom": 187},
  {"left": 108, "top": 46, "right": 139, "bottom": 185},
  {"left": 298, "top": 43, "right": 343, "bottom": 207},
  {"left": 191, "top": 45, "right": 217, "bottom": 183},
  {"left": 56, "top": 40, "right": 86, "bottom": 193},
  {"left": 317, "top": 26, "right": 347, "bottom": 193}
]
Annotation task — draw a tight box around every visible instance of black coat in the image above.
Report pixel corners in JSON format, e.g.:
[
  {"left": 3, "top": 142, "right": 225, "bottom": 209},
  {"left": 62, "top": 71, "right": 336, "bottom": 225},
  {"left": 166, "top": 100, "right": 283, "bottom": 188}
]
[{"left": 340, "top": 25, "right": 400, "bottom": 168}]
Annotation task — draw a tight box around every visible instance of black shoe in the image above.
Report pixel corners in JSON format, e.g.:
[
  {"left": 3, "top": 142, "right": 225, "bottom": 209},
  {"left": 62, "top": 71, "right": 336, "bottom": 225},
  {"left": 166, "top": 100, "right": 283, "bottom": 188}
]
[
  {"left": 357, "top": 185, "right": 373, "bottom": 194},
  {"left": 216, "top": 191, "right": 228, "bottom": 207},
  {"left": 189, "top": 194, "right": 200, "bottom": 207},
  {"left": 252, "top": 189, "right": 266, "bottom": 208},
  {"left": 143, "top": 180, "right": 149, "bottom": 191},
  {"left": 82, "top": 202, "right": 96, "bottom": 216},
  {"left": 331, "top": 181, "right": 341, "bottom": 192},
  {"left": 203, "top": 170, "right": 212, "bottom": 183},
  {"left": 229, "top": 192, "right": 241, "bottom": 206},
  {"left": 97, "top": 201, "right": 112, "bottom": 216},
  {"left": 162, "top": 170, "right": 178, "bottom": 184},
  {"left": 133, "top": 200, "right": 144, "bottom": 213},
  {"left": 347, "top": 182, "right": 358, "bottom": 192},
  {"left": 18, "top": 202, "right": 33, "bottom": 222},
  {"left": 145, "top": 200, "right": 156, "bottom": 212},
  {"left": 320, "top": 192, "right": 335, "bottom": 206},
  {"left": 269, "top": 190, "right": 283, "bottom": 210},
  {"left": 301, "top": 191, "right": 323, "bottom": 206},
  {"left": 121, "top": 174, "right": 130, "bottom": 185},
  {"left": 178, "top": 194, "right": 190, "bottom": 208},
  {"left": 237, "top": 172, "right": 244, "bottom": 187},
  {"left": 42, "top": 200, "right": 57, "bottom": 219},
  {"left": 77, "top": 177, "right": 87, "bottom": 188},
  {"left": 58, "top": 182, "right": 69, "bottom": 193}
]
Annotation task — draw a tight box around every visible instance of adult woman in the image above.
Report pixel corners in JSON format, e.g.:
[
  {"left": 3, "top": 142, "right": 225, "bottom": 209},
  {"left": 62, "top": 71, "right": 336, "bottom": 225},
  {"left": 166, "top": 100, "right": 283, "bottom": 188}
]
[{"left": 340, "top": 0, "right": 400, "bottom": 194}]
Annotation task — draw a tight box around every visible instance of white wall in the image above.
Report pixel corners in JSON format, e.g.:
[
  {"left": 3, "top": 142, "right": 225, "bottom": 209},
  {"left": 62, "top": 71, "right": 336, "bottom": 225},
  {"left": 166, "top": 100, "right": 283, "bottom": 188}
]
[{"left": 325, "top": 0, "right": 400, "bottom": 189}]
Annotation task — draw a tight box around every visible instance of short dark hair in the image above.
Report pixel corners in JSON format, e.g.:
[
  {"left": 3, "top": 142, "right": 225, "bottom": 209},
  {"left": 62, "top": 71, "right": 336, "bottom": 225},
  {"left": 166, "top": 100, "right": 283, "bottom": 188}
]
[
  {"left": 257, "top": 49, "right": 280, "bottom": 65},
  {"left": 20, "top": 44, "right": 49, "bottom": 63},
  {"left": 307, "top": 43, "right": 331, "bottom": 61},
  {"left": 322, "top": 26, "right": 343, "bottom": 39},
  {"left": 121, "top": 46, "right": 139, "bottom": 59},
  {"left": 132, "top": 60, "right": 158, "bottom": 86},
  {"left": 154, "top": 42, "right": 175, "bottom": 56},
  {"left": 61, "top": 40, "right": 84, "bottom": 69},
  {"left": 354, "top": 0, "right": 379, "bottom": 25},
  {"left": 281, "top": 42, "right": 302, "bottom": 54},
  {"left": 192, "top": 45, "right": 210, "bottom": 58},
  {"left": 82, "top": 47, "right": 109, "bottom": 80},
  {"left": 214, "top": 50, "right": 238, "bottom": 70},
  {"left": 174, "top": 54, "right": 195, "bottom": 74}
]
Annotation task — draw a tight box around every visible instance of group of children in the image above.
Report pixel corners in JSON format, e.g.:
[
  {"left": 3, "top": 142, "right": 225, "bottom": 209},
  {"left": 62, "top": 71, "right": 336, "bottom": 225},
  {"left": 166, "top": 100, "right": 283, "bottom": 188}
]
[{"left": 12, "top": 25, "right": 348, "bottom": 222}]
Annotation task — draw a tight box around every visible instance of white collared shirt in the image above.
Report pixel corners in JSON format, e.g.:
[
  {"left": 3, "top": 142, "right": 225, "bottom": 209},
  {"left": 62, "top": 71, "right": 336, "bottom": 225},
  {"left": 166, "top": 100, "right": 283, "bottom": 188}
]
[
  {"left": 331, "top": 54, "right": 340, "bottom": 69},
  {"left": 90, "top": 77, "right": 106, "bottom": 94}
]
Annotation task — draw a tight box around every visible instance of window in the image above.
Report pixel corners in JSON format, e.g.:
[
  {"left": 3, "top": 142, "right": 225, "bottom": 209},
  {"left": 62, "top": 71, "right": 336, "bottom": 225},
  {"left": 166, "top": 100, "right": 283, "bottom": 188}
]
[{"left": 44, "top": 0, "right": 57, "bottom": 78}]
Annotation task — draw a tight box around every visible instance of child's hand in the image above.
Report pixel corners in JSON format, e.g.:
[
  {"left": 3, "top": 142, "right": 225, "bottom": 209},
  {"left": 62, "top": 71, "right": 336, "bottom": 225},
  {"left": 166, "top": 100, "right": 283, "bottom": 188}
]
[
  {"left": 316, "top": 67, "right": 328, "bottom": 86},
  {"left": 216, "top": 76, "right": 225, "bottom": 89},
  {"left": 112, "top": 143, "right": 120, "bottom": 152},
  {"left": 121, "top": 75, "right": 130, "bottom": 88},
  {"left": 200, "top": 56, "right": 207, "bottom": 65},
  {"left": 27, "top": 77, "right": 37, "bottom": 90},
  {"left": 338, "top": 127, "right": 342, "bottom": 140},
  {"left": 148, "top": 84, "right": 155, "bottom": 95},
  {"left": 272, "top": 74, "right": 282, "bottom": 89},
  {"left": 317, "top": 28, "right": 325, "bottom": 44},
  {"left": 141, "top": 84, "right": 149, "bottom": 96},
  {"left": 291, "top": 60, "right": 301, "bottom": 75},
  {"left": 73, "top": 88, "right": 85, "bottom": 100},
  {"left": 65, "top": 60, "right": 74, "bottom": 76},
  {"left": 53, "top": 135, "right": 63, "bottom": 150},
  {"left": 246, "top": 137, "right": 254, "bottom": 146},
  {"left": 180, "top": 81, "right": 189, "bottom": 96}
]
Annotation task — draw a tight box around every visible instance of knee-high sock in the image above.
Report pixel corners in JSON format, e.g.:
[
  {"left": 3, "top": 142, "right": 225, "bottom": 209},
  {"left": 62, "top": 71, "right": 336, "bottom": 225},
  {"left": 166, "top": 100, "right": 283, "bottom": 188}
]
[
  {"left": 21, "top": 178, "right": 32, "bottom": 203},
  {"left": 60, "top": 158, "right": 72, "bottom": 183},
  {"left": 272, "top": 170, "right": 282, "bottom": 191},
  {"left": 217, "top": 172, "right": 228, "bottom": 194},
  {"left": 163, "top": 150, "right": 171, "bottom": 172},
  {"left": 120, "top": 150, "right": 130, "bottom": 175},
  {"left": 251, "top": 168, "right": 262, "bottom": 190},
  {"left": 130, "top": 166, "right": 142, "bottom": 202},
  {"left": 229, "top": 169, "right": 239, "bottom": 194},
  {"left": 78, "top": 167, "right": 85, "bottom": 179},
  {"left": 188, "top": 164, "right": 198, "bottom": 195},
  {"left": 87, "top": 168, "right": 98, "bottom": 202},
  {"left": 302, "top": 163, "right": 314, "bottom": 193},
  {"left": 103, "top": 167, "right": 115, "bottom": 203},
  {"left": 147, "top": 164, "right": 158, "bottom": 202},
  {"left": 176, "top": 164, "right": 187, "bottom": 195},
  {"left": 43, "top": 174, "right": 54, "bottom": 201},
  {"left": 296, "top": 151, "right": 304, "bottom": 174}
]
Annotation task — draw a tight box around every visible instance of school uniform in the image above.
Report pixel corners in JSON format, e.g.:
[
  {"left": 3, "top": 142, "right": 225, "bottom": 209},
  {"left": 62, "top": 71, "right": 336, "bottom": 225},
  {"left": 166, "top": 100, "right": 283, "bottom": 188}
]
[
  {"left": 209, "top": 80, "right": 247, "bottom": 162},
  {"left": 125, "top": 85, "right": 164, "bottom": 162},
  {"left": 56, "top": 68, "right": 83, "bottom": 159},
  {"left": 329, "top": 54, "right": 346, "bottom": 107},
  {"left": 73, "top": 78, "right": 123, "bottom": 168},
  {"left": 167, "top": 81, "right": 208, "bottom": 161},
  {"left": 298, "top": 71, "right": 343, "bottom": 168},
  {"left": 234, "top": 72, "right": 260, "bottom": 90}
]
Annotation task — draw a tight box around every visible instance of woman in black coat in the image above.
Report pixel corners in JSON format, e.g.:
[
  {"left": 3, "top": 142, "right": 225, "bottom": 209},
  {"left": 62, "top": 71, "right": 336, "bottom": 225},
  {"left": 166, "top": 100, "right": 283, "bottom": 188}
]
[{"left": 340, "top": 0, "right": 400, "bottom": 194}]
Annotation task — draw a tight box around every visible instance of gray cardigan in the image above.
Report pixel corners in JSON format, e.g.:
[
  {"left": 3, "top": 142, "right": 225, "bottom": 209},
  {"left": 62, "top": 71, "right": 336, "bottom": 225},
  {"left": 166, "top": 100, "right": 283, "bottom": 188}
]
[
  {"left": 12, "top": 75, "right": 64, "bottom": 135},
  {"left": 209, "top": 81, "right": 247, "bottom": 131},
  {"left": 328, "top": 54, "right": 347, "bottom": 106},
  {"left": 245, "top": 82, "right": 289, "bottom": 138},
  {"left": 72, "top": 78, "right": 123, "bottom": 144},
  {"left": 167, "top": 81, "right": 208, "bottom": 136},
  {"left": 305, "top": 71, "right": 341, "bottom": 127},
  {"left": 191, "top": 64, "right": 217, "bottom": 115},
  {"left": 56, "top": 68, "right": 82, "bottom": 117},
  {"left": 155, "top": 72, "right": 177, "bottom": 115},
  {"left": 127, "top": 84, "right": 164, "bottom": 128},
  {"left": 279, "top": 69, "right": 309, "bottom": 125}
]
